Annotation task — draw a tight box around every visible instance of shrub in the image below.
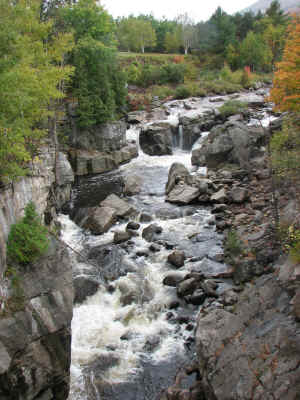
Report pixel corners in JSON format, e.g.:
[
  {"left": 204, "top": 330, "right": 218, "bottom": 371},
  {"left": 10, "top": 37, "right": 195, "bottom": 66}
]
[
  {"left": 174, "top": 85, "right": 192, "bottom": 99},
  {"left": 224, "top": 230, "right": 242, "bottom": 257},
  {"left": 219, "top": 100, "right": 248, "bottom": 117},
  {"left": 7, "top": 202, "right": 49, "bottom": 266}
]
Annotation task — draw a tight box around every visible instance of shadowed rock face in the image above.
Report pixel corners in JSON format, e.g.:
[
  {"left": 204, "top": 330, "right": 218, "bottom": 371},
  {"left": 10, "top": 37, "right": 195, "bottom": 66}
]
[
  {"left": 139, "top": 123, "right": 173, "bottom": 156},
  {"left": 0, "top": 239, "right": 73, "bottom": 400},
  {"left": 196, "top": 258, "right": 300, "bottom": 400}
]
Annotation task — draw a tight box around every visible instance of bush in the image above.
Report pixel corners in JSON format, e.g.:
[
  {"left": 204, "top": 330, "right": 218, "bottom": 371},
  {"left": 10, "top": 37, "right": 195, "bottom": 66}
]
[
  {"left": 224, "top": 230, "right": 242, "bottom": 257},
  {"left": 7, "top": 202, "right": 49, "bottom": 266},
  {"left": 219, "top": 100, "right": 248, "bottom": 117},
  {"left": 175, "top": 85, "right": 193, "bottom": 99}
]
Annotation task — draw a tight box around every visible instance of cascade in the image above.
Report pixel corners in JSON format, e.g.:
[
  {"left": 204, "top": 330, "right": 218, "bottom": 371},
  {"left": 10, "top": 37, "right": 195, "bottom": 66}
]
[{"left": 62, "top": 89, "right": 274, "bottom": 400}]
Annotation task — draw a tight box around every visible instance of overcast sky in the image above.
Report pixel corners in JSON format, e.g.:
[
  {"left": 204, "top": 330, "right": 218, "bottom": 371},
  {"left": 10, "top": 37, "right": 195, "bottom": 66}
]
[{"left": 102, "top": 0, "right": 256, "bottom": 22}]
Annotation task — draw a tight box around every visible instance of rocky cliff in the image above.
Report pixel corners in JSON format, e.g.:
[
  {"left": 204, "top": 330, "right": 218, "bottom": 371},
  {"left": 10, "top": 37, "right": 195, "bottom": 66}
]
[{"left": 0, "top": 143, "right": 74, "bottom": 399}]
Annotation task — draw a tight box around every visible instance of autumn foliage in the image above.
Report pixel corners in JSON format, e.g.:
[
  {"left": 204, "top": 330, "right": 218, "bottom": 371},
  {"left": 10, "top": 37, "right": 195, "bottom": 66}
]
[{"left": 269, "top": 15, "right": 300, "bottom": 112}]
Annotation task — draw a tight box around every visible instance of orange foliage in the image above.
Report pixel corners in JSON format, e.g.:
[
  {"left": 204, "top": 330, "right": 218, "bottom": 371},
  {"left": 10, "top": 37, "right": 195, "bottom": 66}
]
[
  {"left": 244, "top": 65, "right": 251, "bottom": 78},
  {"left": 173, "top": 55, "right": 184, "bottom": 64},
  {"left": 269, "top": 15, "right": 300, "bottom": 112}
]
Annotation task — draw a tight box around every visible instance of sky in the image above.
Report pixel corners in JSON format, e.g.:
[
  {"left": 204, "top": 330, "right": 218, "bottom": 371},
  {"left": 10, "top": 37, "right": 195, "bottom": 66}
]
[{"left": 102, "top": 0, "right": 256, "bottom": 22}]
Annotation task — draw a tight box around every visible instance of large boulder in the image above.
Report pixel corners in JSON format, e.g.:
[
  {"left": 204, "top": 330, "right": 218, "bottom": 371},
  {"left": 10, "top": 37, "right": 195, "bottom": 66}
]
[
  {"left": 167, "top": 184, "right": 200, "bottom": 205},
  {"left": 101, "top": 194, "right": 137, "bottom": 219},
  {"left": 139, "top": 122, "right": 173, "bottom": 156},
  {"left": 74, "top": 276, "right": 99, "bottom": 304},
  {"left": 192, "top": 121, "right": 266, "bottom": 169},
  {"left": 81, "top": 206, "right": 117, "bottom": 234},
  {"left": 179, "top": 111, "right": 217, "bottom": 150},
  {"left": 196, "top": 259, "right": 300, "bottom": 400},
  {"left": 165, "top": 162, "right": 194, "bottom": 195}
]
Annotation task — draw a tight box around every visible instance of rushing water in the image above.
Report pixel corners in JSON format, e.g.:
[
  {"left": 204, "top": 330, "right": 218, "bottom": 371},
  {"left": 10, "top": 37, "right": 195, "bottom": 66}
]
[{"left": 61, "top": 89, "right": 275, "bottom": 400}]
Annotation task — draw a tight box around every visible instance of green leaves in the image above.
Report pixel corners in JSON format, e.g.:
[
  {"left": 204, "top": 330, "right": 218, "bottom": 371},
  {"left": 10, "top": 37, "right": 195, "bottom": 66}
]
[
  {"left": 0, "top": 0, "right": 74, "bottom": 182},
  {"left": 7, "top": 202, "right": 49, "bottom": 266}
]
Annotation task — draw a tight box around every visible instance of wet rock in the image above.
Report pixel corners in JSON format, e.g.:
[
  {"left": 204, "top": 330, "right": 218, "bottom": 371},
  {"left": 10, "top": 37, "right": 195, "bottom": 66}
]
[
  {"left": 140, "top": 212, "right": 152, "bottom": 222},
  {"left": 126, "top": 221, "right": 140, "bottom": 230},
  {"left": 123, "top": 174, "right": 142, "bottom": 195},
  {"left": 140, "top": 122, "right": 173, "bottom": 156},
  {"left": 189, "top": 258, "right": 234, "bottom": 279},
  {"left": 135, "top": 249, "right": 149, "bottom": 257},
  {"left": 165, "top": 163, "right": 194, "bottom": 195},
  {"left": 188, "top": 289, "right": 206, "bottom": 305},
  {"left": 168, "top": 250, "right": 186, "bottom": 268},
  {"left": 101, "top": 194, "right": 137, "bottom": 219},
  {"left": 142, "top": 223, "right": 163, "bottom": 242},
  {"left": 114, "top": 230, "right": 131, "bottom": 244},
  {"left": 155, "top": 206, "right": 182, "bottom": 220},
  {"left": 167, "top": 184, "right": 200, "bottom": 205},
  {"left": 82, "top": 206, "right": 117, "bottom": 234},
  {"left": 149, "top": 243, "right": 161, "bottom": 253},
  {"left": 163, "top": 272, "right": 184, "bottom": 287},
  {"left": 144, "top": 335, "right": 161, "bottom": 352},
  {"left": 74, "top": 276, "right": 99, "bottom": 304},
  {"left": 177, "top": 277, "right": 200, "bottom": 297},
  {"left": 229, "top": 186, "right": 249, "bottom": 203},
  {"left": 169, "top": 301, "right": 180, "bottom": 309}
]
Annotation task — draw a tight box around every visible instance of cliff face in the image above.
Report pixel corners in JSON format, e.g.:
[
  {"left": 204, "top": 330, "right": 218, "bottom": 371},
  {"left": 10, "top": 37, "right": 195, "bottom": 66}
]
[
  {"left": 0, "top": 143, "right": 74, "bottom": 399},
  {"left": 0, "top": 239, "right": 73, "bottom": 400}
]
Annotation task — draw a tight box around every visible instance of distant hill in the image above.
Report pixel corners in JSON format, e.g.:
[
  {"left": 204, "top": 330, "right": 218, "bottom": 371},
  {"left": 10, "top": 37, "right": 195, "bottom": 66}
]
[{"left": 244, "top": 0, "right": 300, "bottom": 14}]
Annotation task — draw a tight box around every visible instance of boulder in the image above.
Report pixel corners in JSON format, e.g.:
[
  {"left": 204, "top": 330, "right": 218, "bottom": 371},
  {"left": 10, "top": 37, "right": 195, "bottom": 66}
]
[
  {"left": 74, "top": 276, "right": 99, "bottom": 304},
  {"left": 167, "top": 184, "right": 200, "bottom": 205},
  {"left": 82, "top": 206, "right": 117, "bottom": 234},
  {"left": 177, "top": 277, "right": 200, "bottom": 297},
  {"left": 191, "top": 121, "right": 266, "bottom": 170},
  {"left": 139, "top": 122, "right": 173, "bottom": 156},
  {"left": 101, "top": 194, "right": 137, "bottom": 219},
  {"left": 189, "top": 289, "right": 206, "bottom": 305},
  {"left": 168, "top": 250, "right": 186, "bottom": 268},
  {"left": 140, "top": 212, "right": 152, "bottom": 222},
  {"left": 142, "top": 223, "right": 163, "bottom": 242},
  {"left": 210, "top": 188, "right": 227, "bottom": 203},
  {"left": 123, "top": 174, "right": 142, "bottom": 196},
  {"left": 229, "top": 186, "right": 249, "bottom": 203},
  {"left": 126, "top": 221, "right": 140, "bottom": 231},
  {"left": 114, "top": 230, "right": 131, "bottom": 244},
  {"left": 163, "top": 272, "right": 184, "bottom": 287},
  {"left": 165, "top": 162, "right": 194, "bottom": 195}
]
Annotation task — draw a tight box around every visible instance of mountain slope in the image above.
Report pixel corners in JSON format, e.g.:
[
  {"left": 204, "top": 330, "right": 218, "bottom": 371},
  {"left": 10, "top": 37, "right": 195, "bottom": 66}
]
[{"left": 244, "top": 0, "right": 299, "bottom": 14}]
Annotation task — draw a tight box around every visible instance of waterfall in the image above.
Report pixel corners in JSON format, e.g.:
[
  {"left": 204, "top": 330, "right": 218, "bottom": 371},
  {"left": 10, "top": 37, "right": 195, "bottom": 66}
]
[{"left": 178, "top": 124, "right": 183, "bottom": 149}]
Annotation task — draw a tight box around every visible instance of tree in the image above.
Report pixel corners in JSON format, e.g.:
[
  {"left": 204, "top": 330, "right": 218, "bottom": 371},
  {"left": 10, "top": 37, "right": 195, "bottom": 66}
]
[
  {"left": 176, "top": 13, "right": 196, "bottom": 54},
  {"left": 240, "top": 31, "right": 272, "bottom": 71},
  {"left": 0, "top": 0, "right": 73, "bottom": 182},
  {"left": 164, "top": 29, "right": 181, "bottom": 53},
  {"left": 269, "top": 15, "right": 300, "bottom": 112}
]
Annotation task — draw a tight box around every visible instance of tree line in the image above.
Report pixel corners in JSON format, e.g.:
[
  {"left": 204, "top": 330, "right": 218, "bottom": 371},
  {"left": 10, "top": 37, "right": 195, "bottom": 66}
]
[{"left": 115, "top": 1, "right": 289, "bottom": 71}]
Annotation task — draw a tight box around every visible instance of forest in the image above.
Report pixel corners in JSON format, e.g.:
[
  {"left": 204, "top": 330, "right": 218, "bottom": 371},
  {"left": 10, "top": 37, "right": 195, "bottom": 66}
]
[{"left": 0, "top": 0, "right": 298, "bottom": 183}]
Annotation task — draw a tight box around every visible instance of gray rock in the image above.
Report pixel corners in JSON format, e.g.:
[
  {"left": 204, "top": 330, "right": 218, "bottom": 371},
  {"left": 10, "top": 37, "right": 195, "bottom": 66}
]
[
  {"left": 140, "top": 122, "right": 173, "bottom": 156},
  {"left": 196, "top": 265, "right": 300, "bottom": 400},
  {"left": 123, "top": 174, "right": 142, "bottom": 195},
  {"left": 229, "top": 186, "right": 249, "bottom": 203},
  {"left": 210, "top": 188, "right": 227, "bottom": 203},
  {"left": 168, "top": 250, "right": 186, "bottom": 268},
  {"left": 56, "top": 152, "right": 74, "bottom": 186},
  {"left": 167, "top": 184, "right": 200, "bottom": 205},
  {"left": 149, "top": 243, "right": 161, "bottom": 253},
  {"left": 101, "top": 194, "right": 137, "bottom": 219},
  {"left": 165, "top": 162, "right": 194, "bottom": 195},
  {"left": 192, "top": 121, "right": 266, "bottom": 169},
  {"left": 140, "top": 212, "right": 152, "bottom": 222},
  {"left": 82, "top": 206, "right": 117, "bottom": 234},
  {"left": 221, "top": 289, "right": 238, "bottom": 306},
  {"left": 126, "top": 221, "right": 140, "bottom": 230},
  {"left": 127, "top": 111, "right": 147, "bottom": 124},
  {"left": 189, "top": 289, "right": 206, "bottom": 305},
  {"left": 74, "top": 276, "right": 99, "bottom": 304},
  {"left": 142, "top": 223, "right": 162, "bottom": 242},
  {"left": 163, "top": 272, "right": 184, "bottom": 287},
  {"left": 189, "top": 258, "right": 234, "bottom": 279},
  {"left": 114, "top": 230, "right": 131, "bottom": 244},
  {"left": 177, "top": 277, "right": 200, "bottom": 297}
]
